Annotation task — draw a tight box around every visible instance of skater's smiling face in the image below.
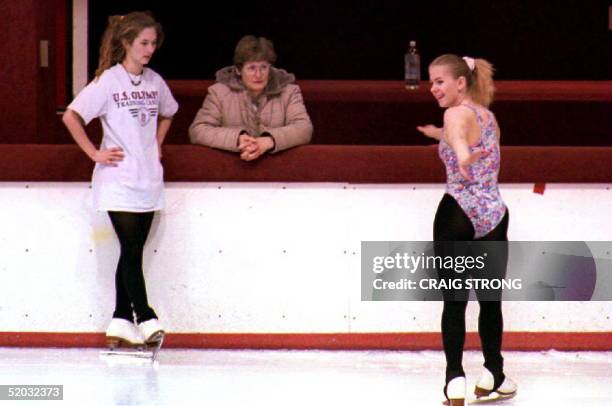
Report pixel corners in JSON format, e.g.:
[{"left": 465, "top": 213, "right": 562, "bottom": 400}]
[{"left": 428, "top": 65, "right": 467, "bottom": 108}]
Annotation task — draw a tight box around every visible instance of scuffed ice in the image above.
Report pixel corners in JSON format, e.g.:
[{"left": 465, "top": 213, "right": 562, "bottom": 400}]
[{"left": 0, "top": 348, "right": 610, "bottom": 405}]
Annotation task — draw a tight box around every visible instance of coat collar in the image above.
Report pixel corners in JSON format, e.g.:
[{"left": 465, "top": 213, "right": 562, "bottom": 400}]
[{"left": 215, "top": 66, "right": 296, "bottom": 97}]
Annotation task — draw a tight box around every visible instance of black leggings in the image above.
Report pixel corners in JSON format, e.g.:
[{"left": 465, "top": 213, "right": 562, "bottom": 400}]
[
  {"left": 108, "top": 211, "right": 157, "bottom": 324},
  {"left": 433, "top": 194, "right": 509, "bottom": 388}
]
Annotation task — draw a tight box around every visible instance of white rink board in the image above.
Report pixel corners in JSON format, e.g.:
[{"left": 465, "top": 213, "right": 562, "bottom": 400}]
[{"left": 0, "top": 182, "right": 610, "bottom": 333}]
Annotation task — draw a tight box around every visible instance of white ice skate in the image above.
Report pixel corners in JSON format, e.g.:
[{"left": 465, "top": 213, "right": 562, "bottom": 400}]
[
  {"left": 101, "top": 318, "right": 161, "bottom": 361},
  {"left": 442, "top": 376, "right": 466, "bottom": 406},
  {"left": 472, "top": 369, "right": 517, "bottom": 403},
  {"left": 104, "top": 318, "right": 144, "bottom": 349},
  {"left": 138, "top": 318, "right": 165, "bottom": 360}
]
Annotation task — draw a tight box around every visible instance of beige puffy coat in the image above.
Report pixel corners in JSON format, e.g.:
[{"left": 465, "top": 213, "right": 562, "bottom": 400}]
[{"left": 189, "top": 66, "right": 313, "bottom": 152}]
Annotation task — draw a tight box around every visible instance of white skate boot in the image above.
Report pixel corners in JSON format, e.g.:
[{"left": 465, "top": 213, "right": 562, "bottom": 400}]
[
  {"left": 138, "top": 318, "right": 165, "bottom": 345},
  {"left": 443, "top": 376, "right": 466, "bottom": 406},
  {"left": 473, "top": 369, "right": 517, "bottom": 403},
  {"left": 105, "top": 318, "right": 144, "bottom": 348},
  {"left": 136, "top": 319, "right": 165, "bottom": 361}
]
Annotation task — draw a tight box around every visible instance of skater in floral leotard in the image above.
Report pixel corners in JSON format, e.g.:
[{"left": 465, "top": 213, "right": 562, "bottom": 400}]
[{"left": 418, "top": 54, "right": 517, "bottom": 405}]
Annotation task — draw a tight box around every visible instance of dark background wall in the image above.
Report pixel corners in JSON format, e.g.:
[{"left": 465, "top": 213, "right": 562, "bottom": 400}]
[
  {"left": 89, "top": 0, "right": 611, "bottom": 80},
  {"left": 0, "top": 0, "right": 39, "bottom": 141},
  {"left": 0, "top": 0, "right": 608, "bottom": 144},
  {"left": 0, "top": 0, "right": 62, "bottom": 142}
]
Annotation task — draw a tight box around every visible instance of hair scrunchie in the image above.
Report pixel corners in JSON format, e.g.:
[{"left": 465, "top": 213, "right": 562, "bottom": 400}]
[{"left": 462, "top": 56, "right": 475, "bottom": 72}]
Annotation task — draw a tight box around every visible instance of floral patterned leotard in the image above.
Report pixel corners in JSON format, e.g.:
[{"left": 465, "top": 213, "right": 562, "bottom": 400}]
[{"left": 438, "top": 103, "right": 507, "bottom": 238}]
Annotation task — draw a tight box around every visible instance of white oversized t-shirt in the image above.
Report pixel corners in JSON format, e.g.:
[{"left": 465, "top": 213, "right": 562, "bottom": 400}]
[{"left": 68, "top": 64, "right": 179, "bottom": 212}]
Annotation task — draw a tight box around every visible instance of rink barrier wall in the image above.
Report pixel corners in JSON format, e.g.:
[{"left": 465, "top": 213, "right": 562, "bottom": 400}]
[
  {"left": 40, "top": 80, "right": 612, "bottom": 146},
  {"left": 1, "top": 332, "right": 611, "bottom": 351},
  {"left": 0, "top": 145, "right": 610, "bottom": 350},
  {"left": 1, "top": 182, "right": 611, "bottom": 349},
  {"left": 0, "top": 144, "right": 612, "bottom": 183}
]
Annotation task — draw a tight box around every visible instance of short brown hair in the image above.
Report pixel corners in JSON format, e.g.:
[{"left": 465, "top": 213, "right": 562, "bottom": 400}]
[{"left": 233, "top": 35, "right": 277, "bottom": 68}]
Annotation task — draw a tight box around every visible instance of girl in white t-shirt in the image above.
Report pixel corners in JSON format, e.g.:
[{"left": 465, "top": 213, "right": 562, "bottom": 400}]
[{"left": 62, "top": 12, "right": 178, "bottom": 349}]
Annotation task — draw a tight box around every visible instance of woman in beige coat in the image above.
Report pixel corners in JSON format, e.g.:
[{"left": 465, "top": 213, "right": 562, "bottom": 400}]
[{"left": 189, "top": 35, "right": 313, "bottom": 161}]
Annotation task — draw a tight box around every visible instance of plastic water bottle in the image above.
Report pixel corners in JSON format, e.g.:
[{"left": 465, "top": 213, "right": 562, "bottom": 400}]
[{"left": 404, "top": 40, "right": 420, "bottom": 90}]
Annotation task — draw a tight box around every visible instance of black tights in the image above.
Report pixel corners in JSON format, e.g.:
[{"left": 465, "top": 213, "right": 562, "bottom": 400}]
[
  {"left": 434, "top": 194, "right": 509, "bottom": 388},
  {"left": 108, "top": 211, "right": 157, "bottom": 324}
]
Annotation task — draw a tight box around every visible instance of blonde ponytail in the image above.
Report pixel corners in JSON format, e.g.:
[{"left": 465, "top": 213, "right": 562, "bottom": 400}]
[{"left": 469, "top": 58, "right": 495, "bottom": 107}]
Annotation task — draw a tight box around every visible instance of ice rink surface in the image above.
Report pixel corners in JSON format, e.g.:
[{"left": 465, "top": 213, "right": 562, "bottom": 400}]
[{"left": 0, "top": 348, "right": 610, "bottom": 406}]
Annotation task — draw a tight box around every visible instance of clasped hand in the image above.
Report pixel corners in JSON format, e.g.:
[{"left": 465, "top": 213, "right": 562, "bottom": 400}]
[{"left": 238, "top": 134, "right": 273, "bottom": 161}]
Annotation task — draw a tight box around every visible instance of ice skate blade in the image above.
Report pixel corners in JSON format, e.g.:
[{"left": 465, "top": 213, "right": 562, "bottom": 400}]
[
  {"left": 471, "top": 391, "right": 517, "bottom": 404},
  {"left": 101, "top": 348, "right": 153, "bottom": 357},
  {"left": 143, "top": 331, "right": 164, "bottom": 362},
  {"left": 99, "top": 348, "right": 157, "bottom": 366}
]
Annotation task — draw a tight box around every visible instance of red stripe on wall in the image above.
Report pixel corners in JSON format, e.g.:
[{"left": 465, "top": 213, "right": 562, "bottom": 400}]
[{"left": 1, "top": 332, "right": 610, "bottom": 351}]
